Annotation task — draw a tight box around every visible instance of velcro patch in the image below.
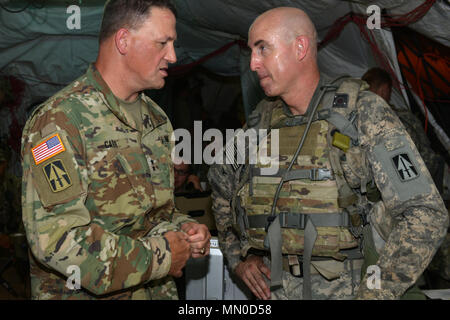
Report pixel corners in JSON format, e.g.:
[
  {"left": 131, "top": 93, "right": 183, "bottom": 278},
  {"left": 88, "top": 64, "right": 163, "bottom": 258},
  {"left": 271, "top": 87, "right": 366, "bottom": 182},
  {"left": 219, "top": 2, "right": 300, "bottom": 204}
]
[
  {"left": 30, "top": 131, "right": 83, "bottom": 208},
  {"left": 43, "top": 159, "right": 72, "bottom": 192},
  {"left": 392, "top": 153, "right": 419, "bottom": 182},
  {"left": 333, "top": 94, "right": 348, "bottom": 108},
  {"left": 371, "top": 135, "right": 430, "bottom": 203},
  {"left": 32, "top": 133, "right": 65, "bottom": 165}
]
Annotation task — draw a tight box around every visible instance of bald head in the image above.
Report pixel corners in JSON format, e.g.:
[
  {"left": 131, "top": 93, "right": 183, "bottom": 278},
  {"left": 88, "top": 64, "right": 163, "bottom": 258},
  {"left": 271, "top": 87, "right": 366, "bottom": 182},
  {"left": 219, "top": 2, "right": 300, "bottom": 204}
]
[
  {"left": 249, "top": 7, "right": 317, "bottom": 53},
  {"left": 248, "top": 7, "right": 320, "bottom": 114}
]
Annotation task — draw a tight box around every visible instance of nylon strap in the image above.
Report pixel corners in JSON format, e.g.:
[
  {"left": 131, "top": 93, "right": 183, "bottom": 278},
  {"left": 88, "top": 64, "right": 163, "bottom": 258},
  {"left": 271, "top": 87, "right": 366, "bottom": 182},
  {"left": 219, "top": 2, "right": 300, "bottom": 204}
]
[
  {"left": 303, "top": 217, "right": 318, "bottom": 299},
  {"left": 247, "top": 212, "right": 349, "bottom": 229},
  {"left": 266, "top": 83, "right": 337, "bottom": 290},
  {"left": 267, "top": 217, "right": 283, "bottom": 289},
  {"left": 252, "top": 167, "right": 334, "bottom": 181},
  {"left": 326, "top": 111, "right": 359, "bottom": 143}
]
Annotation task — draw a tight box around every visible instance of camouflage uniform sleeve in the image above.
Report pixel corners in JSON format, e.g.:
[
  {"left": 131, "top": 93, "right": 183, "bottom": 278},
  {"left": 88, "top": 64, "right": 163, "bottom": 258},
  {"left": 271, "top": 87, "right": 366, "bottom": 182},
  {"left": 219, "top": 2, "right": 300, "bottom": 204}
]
[
  {"left": 208, "top": 163, "right": 242, "bottom": 271},
  {"left": 395, "top": 110, "right": 443, "bottom": 182},
  {"left": 171, "top": 207, "right": 198, "bottom": 228},
  {"left": 355, "top": 92, "right": 449, "bottom": 299},
  {"left": 21, "top": 102, "right": 171, "bottom": 296}
]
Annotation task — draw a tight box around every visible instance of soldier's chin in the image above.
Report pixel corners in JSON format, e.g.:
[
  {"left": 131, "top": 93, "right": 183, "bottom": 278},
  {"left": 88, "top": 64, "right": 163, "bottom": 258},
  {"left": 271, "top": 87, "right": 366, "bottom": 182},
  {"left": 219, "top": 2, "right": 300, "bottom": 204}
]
[
  {"left": 262, "top": 86, "right": 276, "bottom": 97},
  {"left": 151, "top": 79, "right": 165, "bottom": 90}
]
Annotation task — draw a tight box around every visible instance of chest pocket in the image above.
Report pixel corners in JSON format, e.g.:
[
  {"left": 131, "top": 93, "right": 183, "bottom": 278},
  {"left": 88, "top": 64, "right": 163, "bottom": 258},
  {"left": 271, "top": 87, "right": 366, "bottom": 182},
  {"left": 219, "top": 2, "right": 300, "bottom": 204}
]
[{"left": 87, "top": 138, "right": 154, "bottom": 226}]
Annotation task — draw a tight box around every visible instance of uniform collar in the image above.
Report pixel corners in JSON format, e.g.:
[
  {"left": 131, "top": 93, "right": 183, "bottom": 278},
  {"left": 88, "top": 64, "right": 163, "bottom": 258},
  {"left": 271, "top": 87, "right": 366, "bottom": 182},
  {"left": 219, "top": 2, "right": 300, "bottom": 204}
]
[
  {"left": 282, "top": 73, "right": 329, "bottom": 119},
  {"left": 86, "top": 64, "right": 166, "bottom": 133}
]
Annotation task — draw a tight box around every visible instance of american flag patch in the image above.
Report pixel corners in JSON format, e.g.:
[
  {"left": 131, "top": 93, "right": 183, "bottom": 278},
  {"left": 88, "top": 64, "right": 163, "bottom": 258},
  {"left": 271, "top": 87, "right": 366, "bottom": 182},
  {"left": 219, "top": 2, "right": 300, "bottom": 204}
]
[{"left": 32, "top": 134, "right": 66, "bottom": 165}]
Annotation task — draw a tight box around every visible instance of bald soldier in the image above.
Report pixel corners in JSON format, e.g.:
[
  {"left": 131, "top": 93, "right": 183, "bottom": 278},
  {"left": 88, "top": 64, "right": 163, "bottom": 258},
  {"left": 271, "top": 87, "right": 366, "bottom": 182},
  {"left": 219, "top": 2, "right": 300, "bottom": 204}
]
[
  {"left": 208, "top": 7, "right": 448, "bottom": 300},
  {"left": 21, "top": 0, "right": 210, "bottom": 300}
]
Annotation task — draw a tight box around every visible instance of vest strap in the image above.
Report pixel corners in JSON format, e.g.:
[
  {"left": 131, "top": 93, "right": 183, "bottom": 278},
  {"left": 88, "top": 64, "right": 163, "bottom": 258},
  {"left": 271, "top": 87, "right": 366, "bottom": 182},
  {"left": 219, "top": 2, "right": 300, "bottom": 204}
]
[
  {"left": 248, "top": 211, "right": 349, "bottom": 229},
  {"left": 252, "top": 167, "right": 334, "bottom": 181},
  {"left": 303, "top": 217, "right": 318, "bottom": 300}
]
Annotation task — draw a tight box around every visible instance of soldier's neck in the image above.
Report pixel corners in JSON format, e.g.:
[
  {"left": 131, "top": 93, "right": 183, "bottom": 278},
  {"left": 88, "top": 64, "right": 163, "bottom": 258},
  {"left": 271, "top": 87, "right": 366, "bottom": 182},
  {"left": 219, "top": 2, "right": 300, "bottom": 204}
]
[
  {"left": 95, "top": 56, "right": 139, "bottom": 102},
  {"left": 281, "top": 70, "right": 320, "bottom": 116}
]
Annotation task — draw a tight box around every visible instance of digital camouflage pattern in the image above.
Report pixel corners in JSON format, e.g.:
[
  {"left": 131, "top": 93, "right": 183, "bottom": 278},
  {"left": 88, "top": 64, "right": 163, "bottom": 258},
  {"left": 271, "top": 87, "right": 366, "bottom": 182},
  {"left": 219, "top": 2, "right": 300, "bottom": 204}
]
[
  {"left": 21, "top": 64, "right": 196, "bottom": 300},
  {"left": 391, "top": 108, "right": 450, "bottom": 286},
  {"left": 208, "top": 78, "right": 448, "bottom": 299},
  {"left": 209, "top": 176, "right": 243, "bottom": 271},
  {"left": 355, "top": 90, "right": 448, "bottom": 298},
  {"left": 265, "top": 256, "right": 362, "bottom": 300},
  {"left": 428, "top": 232, "right": 450, "bottom": 281}
]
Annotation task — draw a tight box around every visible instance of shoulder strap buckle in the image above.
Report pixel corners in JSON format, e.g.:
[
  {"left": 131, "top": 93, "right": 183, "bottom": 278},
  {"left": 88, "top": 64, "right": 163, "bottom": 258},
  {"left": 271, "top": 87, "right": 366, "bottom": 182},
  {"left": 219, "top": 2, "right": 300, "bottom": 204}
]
[{"left": 310, "top": 168, "right": 334, "bottom": 181}]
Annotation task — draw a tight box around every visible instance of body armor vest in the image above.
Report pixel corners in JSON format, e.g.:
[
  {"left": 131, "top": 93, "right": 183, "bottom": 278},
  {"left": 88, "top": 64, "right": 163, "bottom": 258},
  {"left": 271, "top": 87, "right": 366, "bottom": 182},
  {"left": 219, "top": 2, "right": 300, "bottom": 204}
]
[
  {"left": 234, "top": 78, "right": 372, "bottom": 264},
  {"left": 237, "top": 106, "right": 359, "bottom": 259}
]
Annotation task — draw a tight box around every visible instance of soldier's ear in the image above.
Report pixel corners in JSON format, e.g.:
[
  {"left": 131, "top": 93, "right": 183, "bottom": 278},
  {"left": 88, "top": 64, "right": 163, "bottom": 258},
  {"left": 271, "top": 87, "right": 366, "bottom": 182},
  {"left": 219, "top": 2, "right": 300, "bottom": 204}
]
[
  {"left": 295, "top": 36, "right": 308, "bottom": 61},
  {"left": 115, "top": 28, "right": 129, "bottom": 55}
]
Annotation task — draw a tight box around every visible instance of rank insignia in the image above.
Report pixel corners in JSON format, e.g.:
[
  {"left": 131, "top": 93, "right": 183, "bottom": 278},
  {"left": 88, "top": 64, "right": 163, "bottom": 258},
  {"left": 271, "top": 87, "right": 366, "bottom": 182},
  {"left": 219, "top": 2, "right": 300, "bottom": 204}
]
[
  {"left": 32, "top": 133, "right": 65, "bottom": 165},
  {"left": 43, "top": 159, "right": 72, "bottom": 192}
]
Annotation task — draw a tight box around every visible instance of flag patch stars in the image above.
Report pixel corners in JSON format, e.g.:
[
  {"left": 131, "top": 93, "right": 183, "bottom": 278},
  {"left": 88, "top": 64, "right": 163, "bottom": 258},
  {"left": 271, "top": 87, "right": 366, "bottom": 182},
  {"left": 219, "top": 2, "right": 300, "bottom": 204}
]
[
  {"left": 392, "top": 153, "right": 419, "bottom": 182},
  {"left": 32, "top": 134, "right": 66, "bottom": 165}
]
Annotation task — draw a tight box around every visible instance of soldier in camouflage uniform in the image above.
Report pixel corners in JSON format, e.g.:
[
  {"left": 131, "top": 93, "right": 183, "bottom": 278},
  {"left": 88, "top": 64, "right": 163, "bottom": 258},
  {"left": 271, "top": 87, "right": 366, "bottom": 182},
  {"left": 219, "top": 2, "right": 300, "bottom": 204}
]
[
  {"left": 21, "top": 0, "right": 211, "bottom": 300},
  {"left": 208, "top": 7, "right": 448, "bottom": 300}
]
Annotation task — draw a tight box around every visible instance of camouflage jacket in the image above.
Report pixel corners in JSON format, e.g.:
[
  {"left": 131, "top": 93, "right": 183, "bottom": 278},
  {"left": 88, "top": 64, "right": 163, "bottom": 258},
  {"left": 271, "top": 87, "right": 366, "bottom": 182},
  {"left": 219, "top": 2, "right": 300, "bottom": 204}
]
[
  {"left": 21, "top": 64, "right": 195, "bottom": 300},
  {"left": 393, "top": 107, "right": 442, "bottom": 183},
  {"left": 208, "top": 77, "right": 448, "bottom": 299}
]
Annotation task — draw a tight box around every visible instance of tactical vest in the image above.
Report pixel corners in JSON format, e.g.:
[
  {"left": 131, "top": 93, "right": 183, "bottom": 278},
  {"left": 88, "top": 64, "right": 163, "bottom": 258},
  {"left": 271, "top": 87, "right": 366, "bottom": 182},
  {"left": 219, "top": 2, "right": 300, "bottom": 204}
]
[
  {"left": 232, "top": 78, "right": 375, "bottom": 295},
  {"left": 237, "top": 111, "right": 359, "bottom": 258}
]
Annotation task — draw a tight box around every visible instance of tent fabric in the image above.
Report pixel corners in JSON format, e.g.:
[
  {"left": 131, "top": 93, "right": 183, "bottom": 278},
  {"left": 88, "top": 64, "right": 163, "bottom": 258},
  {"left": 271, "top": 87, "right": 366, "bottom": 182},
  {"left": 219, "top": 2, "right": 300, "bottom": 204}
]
[
  {"left": 0, "top": 0, "right": 449, "bottom": 162},
  {"left": 1, "top": 0, "right": 447, "bottom": 102}
]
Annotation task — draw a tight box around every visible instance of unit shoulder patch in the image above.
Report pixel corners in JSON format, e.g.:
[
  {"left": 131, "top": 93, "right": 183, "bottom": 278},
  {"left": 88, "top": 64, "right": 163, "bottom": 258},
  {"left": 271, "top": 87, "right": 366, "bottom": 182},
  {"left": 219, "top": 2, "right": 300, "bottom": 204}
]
[
  {"left": 43, "top": 159, "right": 72, "bottom": 192},
  {"left": 30, "top": 131, "right": 84, "bottom": 207},
  {"left": 392, "top": 153, "right": 419, "bottom": 182}
]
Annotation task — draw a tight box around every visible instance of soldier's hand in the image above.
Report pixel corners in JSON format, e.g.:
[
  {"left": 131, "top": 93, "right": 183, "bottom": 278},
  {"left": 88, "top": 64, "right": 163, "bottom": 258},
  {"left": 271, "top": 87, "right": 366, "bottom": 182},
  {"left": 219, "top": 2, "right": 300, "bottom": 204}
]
[
  {"left": 235, "top": 255, "right": 271, "bottom": 300},
  {"left": 181, "top": 222, "right": 211, "bottom": 258},
  {"left": 164, "top": 231, "right": 191, "bottom": 278}
]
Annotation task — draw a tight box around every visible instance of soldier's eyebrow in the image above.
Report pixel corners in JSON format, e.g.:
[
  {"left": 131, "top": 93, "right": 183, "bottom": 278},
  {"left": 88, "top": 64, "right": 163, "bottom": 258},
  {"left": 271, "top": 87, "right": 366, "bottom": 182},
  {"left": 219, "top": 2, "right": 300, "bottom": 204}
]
[
  {"left": 156, "top": 36, "right": 177, "bottom": 42},
  {"left": 252, "top": 40, "right": 264, "bottom": 47}
]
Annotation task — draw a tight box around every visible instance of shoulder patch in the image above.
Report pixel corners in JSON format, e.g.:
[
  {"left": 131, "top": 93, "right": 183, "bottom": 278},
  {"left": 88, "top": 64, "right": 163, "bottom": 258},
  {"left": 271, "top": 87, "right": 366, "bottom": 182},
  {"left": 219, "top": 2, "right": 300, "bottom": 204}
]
[
  {"left": 371, "top": 135, "right": 431, "bottom": 203},
  {"left": 32, "top": 133, "right": 65, "bottom": 165},
  {"left": 43, "top": 159, "right": 72, "bottom": 192},
  {"left": 391, "top": 153, "right": 419, "bottom": 182},
  {"left": 30, "top": 131, "right": 84, "bottom": 208}
]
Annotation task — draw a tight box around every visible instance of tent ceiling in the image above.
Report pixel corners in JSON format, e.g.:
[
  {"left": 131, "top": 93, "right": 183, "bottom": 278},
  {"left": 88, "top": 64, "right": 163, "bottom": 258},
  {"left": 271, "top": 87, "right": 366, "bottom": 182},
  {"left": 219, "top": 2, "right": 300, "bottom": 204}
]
[{"left": 0, "top": 0, "right": 448, "bottom": 102}]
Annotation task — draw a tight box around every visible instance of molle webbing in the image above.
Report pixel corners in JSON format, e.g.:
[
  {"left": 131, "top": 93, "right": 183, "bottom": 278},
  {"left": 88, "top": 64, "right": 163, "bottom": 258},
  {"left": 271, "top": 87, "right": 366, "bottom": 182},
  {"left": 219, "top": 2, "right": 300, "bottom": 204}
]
[
  {"left": 251, "top": 167, "right": 334, "bottom": 181},
  {"left": 247, "top": 211, "right": 349, "bottom": 229}
]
